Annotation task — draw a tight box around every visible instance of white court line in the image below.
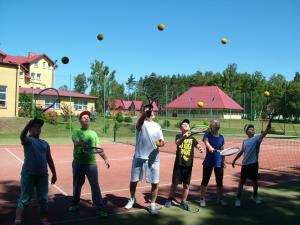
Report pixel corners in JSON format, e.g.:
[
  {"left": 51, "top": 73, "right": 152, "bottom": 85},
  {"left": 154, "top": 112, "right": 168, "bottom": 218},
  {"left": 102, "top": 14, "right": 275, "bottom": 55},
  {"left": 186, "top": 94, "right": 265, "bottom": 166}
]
[{"left": 4, "top": 148, "right": 68, "bottom": 196}]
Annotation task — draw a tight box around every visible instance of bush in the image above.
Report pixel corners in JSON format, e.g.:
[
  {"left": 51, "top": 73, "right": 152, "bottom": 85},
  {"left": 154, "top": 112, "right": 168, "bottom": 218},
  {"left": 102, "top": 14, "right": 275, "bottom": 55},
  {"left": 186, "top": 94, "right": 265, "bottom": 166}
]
[
  {"left": 45, "top": 111, "right": 58, "bottom": 124},
  {"left": 60, "top": 103, "right": 74, "bottom": 122},
  {"left": 163, "top": 120, "right": 170, "bottom": 127},
  {"left": 115, "top": 113, "right": 123, "bottom": 123},
  {"left": 124, "top": 116, "right": 133, "bottom": 123},
  {"left": 66, "top": 118, "right": 73, "bottom": 130}
]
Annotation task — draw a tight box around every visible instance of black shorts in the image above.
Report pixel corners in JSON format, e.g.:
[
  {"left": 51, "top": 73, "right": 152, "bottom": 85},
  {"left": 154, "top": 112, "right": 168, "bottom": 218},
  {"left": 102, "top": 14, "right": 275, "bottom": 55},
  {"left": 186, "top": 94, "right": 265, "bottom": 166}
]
[
  {"left": 241, "top": 162, "right": 259, "bottom": 181},
  {"left": 172, "top": 166, "right": 192, "bottom": 185}
]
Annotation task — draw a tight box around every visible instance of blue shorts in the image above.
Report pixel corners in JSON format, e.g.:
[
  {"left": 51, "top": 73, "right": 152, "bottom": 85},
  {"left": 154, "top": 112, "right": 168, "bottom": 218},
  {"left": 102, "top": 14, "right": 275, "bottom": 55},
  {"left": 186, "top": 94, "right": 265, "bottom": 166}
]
[
  {"left": 130, "top": 157, "right": 160, "bottom": 184},
  {"left": 17, "top": 173, "right": 49, "bottom": 212}
]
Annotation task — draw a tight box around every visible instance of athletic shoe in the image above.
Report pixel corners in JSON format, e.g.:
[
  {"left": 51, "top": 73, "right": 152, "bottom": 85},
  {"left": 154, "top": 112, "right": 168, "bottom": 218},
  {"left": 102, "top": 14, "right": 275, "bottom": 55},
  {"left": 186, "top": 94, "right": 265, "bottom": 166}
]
[
  {"left": 252, "top": 196, "right": 262, "bottom": 204},
  {"left": 148, "top": 204, "right": 159, "bottom": 215},
  {"left": 235, "top": 198, "right": 241, "bottom": 207},
  {"left": 200, "top": 199, "right": 206, "bottom": 207},
  {"left": 96, "top": 208, "right": 108, "bottom": 217},
  {"left": 165, "top": 199, "right": 172, "bottom": 208},
  {"left": 180, "top": 201, "right": 189, "bottom": 211},
  {"left": 68, "top": 205, "right": 79, "bottom": 212},
  {"left": 216, "top": 199, "right": 228, "bottom": 206},
  {"left": 124, "top": 198, "right": 135, "bottom": 209}
]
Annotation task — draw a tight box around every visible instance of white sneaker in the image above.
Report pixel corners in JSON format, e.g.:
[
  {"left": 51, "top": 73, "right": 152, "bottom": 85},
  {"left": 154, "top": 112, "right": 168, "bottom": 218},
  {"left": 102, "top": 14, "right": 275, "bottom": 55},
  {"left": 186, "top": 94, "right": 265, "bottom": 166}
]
[
  {"left": 125, "top": 198, "right": 135, "bottom": 209},
  {"left": 217, "top": 199, "right": 228, "bottom": 206},
  {"left": 252, "top": 196, "right": 262, "bottom": 204},
  {"left": 200, "top": 199, "right": 206, "bottom": 207},
  {"left": 149, "top": 204, "right": 158, "bottom": 215},
  {"left": 235, "top": 198, "right": 241, "bottom": 207}
]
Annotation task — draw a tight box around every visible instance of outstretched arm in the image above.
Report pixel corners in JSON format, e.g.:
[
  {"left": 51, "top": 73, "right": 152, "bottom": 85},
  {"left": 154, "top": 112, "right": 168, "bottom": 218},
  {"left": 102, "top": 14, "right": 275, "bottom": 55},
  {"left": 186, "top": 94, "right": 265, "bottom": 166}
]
[
  {"left": 20, "top": 120, "right": 32, "bottom": 145},
  {"left": 260, "top": 119, "right": 272, "bottom": 140}
]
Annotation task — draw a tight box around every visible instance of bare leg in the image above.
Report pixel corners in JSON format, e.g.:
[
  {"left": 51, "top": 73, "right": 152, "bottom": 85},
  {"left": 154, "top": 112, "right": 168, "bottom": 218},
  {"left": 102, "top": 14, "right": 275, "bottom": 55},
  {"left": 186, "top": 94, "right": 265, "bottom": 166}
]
[
  {"left": 130, "top": 181, "right": 138, "bottom": 199},
  {"left": 151, "top": 183, "right": 159, "bottom": 203},
  {"left": 237, "top": 179, "right": 245, "bottom": 199},
  {"left": 167, "top": 184, "right": 177, "bottom": 200},
  {"left": 200, "top": 185, "right": 207, "bottom": 200},
  {"left": 182, "top": 183, "right": 189, "bottom": 202}
]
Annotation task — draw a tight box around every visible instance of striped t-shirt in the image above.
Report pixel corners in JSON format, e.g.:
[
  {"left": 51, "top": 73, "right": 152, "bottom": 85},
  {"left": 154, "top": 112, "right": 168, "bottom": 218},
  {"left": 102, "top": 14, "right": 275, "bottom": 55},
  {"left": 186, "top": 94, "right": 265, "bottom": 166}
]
[{"left": 242, "top": 135, "right": 262, "bottom": 165}]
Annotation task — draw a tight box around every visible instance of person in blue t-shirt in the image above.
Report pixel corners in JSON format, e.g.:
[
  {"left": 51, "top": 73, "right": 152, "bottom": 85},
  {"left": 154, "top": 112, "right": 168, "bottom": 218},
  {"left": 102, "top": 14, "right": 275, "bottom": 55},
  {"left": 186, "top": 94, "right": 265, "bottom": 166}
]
[
  {"left": 200, "top": 119, "right": 227, "bottom": 207},
  {"left": 14, "top": 119, "right": 57, "bottom": 225},
  {"left": 232, "top": 120, "right": 271, "bottom": 207}
]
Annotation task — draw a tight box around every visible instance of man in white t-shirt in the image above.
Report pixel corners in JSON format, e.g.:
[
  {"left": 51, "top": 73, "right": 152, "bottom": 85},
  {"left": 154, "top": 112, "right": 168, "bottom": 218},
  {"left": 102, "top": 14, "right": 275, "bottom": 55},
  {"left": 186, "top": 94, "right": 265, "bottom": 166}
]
[
  {"left": 232, "top": 120, "right": 271, "bottom": 207},
  {"left": 124, "top": 105, "right": 165, "bottom": 215}
]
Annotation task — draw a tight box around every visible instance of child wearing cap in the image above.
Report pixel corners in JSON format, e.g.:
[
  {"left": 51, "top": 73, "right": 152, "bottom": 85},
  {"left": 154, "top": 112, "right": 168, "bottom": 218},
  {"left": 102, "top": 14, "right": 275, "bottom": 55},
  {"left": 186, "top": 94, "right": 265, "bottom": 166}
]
[
  {"left": 164, "top": 119, "right": 203, "bottom": 211},
  {"left": 14, "top": 119, "right": 57, "bottom": 225},
  {"left": 232, "top": 120, "right": 272, "bottom": 207}
]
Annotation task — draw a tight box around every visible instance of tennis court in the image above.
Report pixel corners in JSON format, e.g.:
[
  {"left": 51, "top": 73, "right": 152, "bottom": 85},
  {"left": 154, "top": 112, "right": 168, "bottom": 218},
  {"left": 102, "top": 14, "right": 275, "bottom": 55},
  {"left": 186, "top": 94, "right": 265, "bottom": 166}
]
[{"left": 0, "top": 137, "right": 299, "bottom": 225}]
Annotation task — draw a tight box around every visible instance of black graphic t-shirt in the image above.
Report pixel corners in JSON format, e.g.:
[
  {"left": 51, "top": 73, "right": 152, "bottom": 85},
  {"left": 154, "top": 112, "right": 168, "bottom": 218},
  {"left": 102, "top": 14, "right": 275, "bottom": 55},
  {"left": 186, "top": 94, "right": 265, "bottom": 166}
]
[{"left": 175, "top": 134, "right": 199, "bottom": 167}]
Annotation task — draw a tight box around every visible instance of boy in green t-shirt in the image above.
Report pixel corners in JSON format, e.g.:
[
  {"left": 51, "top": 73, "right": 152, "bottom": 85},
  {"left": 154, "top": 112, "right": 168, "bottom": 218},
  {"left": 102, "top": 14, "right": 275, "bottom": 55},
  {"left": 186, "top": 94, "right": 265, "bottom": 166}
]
[{"left": 68, "top": 111, "right": 110, "bottom": 216}]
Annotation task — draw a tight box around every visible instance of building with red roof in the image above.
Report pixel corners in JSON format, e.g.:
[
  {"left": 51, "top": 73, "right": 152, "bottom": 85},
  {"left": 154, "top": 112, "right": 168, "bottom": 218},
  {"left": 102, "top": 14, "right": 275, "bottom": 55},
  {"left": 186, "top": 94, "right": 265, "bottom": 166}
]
[{"left": 166, "top": 86, "right": 243, "bottom": 119}]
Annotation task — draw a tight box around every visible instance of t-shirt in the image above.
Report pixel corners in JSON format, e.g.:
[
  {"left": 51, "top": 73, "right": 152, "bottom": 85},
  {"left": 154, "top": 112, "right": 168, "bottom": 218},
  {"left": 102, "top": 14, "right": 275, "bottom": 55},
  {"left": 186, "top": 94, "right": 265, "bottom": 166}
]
[
  {"left": 134, "top": 120, "right": 164, "bottom": 160},
  {"left": 174, "top": 134, "right": 199, "bottom": 167},
  {"left": 203, "top": 132, "right": 225, "bottom": 168},
  {"left": 72, "top": 128, "right": 100, "bottom": 164},
  {"left": 242, "top": 135, "right": 262, "bottom": 165},
  {"left": 21, "top": 136, "right": 49, "bottom": 175}
]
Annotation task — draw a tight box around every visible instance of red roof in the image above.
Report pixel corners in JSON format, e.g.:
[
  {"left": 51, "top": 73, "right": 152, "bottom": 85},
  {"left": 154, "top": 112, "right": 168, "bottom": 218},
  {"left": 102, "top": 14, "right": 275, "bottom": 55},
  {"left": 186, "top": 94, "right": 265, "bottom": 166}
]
[
  {"left": 132, "top": 100, "right": 143, "bottom": 111},
  {"left": 0, "top": 50, "right": 7, "bottom": 56},
  {"left": 1, "top": 50, "right": 56, "bottom": 65},
  {"left": 151, "top": 102, "right": 159, "bottom": 111},
  {"left": 123, "top": 100, "right": 132, "bottom": 110},
  {"left": 166, "top": 86, "right": 243, "bottom": 110},
  {"left": 19, "top": 88, "right": 97, "bottom": 99}
]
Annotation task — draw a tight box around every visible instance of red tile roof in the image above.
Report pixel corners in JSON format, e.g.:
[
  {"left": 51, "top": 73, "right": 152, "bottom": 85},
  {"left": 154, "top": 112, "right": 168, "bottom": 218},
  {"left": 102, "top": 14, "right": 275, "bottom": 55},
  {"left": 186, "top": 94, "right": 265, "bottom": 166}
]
[
  {"left": 166, "top": 86, "right": 243, "bottom": 110},
  {"left": 123, "top": 100, "right": 132, "bottom": 110},
  {"left": 1, "top": 50, "right": 56, "bottom": 65},
  {"left": 132, "top": 100, "right": 143, "bottom": 111},
  {"left": 19, "top": 88, "right": 97, "bottom": 99}
]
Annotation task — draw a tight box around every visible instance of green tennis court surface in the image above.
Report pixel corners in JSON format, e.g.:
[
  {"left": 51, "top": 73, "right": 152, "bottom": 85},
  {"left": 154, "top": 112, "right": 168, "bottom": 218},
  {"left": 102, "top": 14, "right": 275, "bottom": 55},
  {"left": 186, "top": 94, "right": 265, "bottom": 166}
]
[{"left": 51, "top": 180, "right": 300, "bottom": 225}]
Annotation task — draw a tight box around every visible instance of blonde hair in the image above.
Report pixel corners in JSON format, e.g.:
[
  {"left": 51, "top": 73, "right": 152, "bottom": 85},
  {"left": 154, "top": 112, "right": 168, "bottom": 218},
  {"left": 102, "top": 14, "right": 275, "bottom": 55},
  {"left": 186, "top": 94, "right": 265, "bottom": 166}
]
[{"left": 209, "top": 119, "right": 220, "bottom": 130}]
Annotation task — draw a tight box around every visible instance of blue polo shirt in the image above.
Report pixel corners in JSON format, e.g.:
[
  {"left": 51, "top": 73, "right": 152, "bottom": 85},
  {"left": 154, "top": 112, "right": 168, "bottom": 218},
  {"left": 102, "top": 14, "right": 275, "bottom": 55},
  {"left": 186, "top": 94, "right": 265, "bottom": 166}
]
[{"left": 203, "top": 132, "right": 224, "bottom": 168}]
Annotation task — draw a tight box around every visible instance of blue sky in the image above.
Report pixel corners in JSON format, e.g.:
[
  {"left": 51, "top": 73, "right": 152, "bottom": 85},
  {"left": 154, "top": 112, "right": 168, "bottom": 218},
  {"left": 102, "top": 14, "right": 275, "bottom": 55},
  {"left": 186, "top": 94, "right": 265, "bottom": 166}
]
[{"left": 1, "top": 0, "right": 299, "bottom": 90}]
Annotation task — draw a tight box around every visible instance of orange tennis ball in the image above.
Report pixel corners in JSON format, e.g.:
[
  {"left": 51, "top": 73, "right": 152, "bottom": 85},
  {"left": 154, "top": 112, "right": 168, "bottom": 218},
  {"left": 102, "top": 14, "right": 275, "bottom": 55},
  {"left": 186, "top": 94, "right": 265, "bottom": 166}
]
[
  {"left": 221, "top": 38, "right": 228, "bottom": 44},
  {"left": 264, "top": 91, "right": 270, "bottom": 97},
  {"left": 157, "top": 23, "right": 165, "bottom": 31},
  {"left": 61, "top": 56, "right": 69, "bottom": 64},
  {"left": 97, "top": 34, "right": 104, "bottom": 41},
  {"left": 197, "top": 101, "right": 204, "bottom": 108}
]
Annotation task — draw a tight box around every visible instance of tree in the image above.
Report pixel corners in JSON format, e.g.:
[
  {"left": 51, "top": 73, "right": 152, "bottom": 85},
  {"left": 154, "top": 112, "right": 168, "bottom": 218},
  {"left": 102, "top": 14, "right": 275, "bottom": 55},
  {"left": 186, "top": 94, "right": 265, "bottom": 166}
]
[
  {"left": 74, "top": 73, "right": 88, "bottom": 94},
  {"left": 59, "top": 85, "right": 69, "bottom": 91},
  {"left": 126, "top": 74, "right": 136, "bottom": 99}
]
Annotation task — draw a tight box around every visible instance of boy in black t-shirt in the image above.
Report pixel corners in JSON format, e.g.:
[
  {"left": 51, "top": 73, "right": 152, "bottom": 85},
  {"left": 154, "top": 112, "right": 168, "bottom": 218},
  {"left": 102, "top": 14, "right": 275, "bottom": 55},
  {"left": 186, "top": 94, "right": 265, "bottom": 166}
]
[{"left": 165, "top": 119, "right": 203, "bottom": 210}]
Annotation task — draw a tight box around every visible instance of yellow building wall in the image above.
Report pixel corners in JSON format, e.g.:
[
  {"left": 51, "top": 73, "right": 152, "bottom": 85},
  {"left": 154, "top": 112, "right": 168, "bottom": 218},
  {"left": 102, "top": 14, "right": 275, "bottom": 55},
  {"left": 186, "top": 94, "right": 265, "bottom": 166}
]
[
  {"left": 0, "top": 64, "right": 19, "bottom": 117},
  {"left": 19, "top": 56, "right": 54, "bottom": 89}
]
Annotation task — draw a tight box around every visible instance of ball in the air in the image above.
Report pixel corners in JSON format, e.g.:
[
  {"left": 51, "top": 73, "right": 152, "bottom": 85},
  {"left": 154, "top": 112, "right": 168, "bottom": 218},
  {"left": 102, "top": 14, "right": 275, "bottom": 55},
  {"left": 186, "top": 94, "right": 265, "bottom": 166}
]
[
  {"left": 61, "top": 56, "right": 69, "bottom": 64},
  {"left": 221, "top": 38, "right": 228, "bottom": 44},
  {"left": 197, "top": 101, "right": 204, "bottom": 108},
  {"left": 157, "top": 23, "right": 165, "bottom": 31},
  {"left": 264, "top": 91, "right": 270, "bottom": 97},
  {"left": 97, "top": 34, "right": 104, "bottom": 41}
]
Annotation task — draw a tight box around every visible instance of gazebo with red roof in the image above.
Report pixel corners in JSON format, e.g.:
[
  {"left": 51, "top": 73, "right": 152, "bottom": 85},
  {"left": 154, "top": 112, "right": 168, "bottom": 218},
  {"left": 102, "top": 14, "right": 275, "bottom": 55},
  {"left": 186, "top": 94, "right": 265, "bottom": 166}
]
[{"left": 166, "top": 86, "right": 243, "bottom": 119}]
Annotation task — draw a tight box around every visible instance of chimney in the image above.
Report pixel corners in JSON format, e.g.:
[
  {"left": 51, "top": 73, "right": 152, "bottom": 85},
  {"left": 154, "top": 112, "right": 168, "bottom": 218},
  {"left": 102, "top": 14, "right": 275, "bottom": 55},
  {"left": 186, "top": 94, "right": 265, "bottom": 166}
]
[{"left": 28, "top": 52, "right": 36, "bottom": 58}]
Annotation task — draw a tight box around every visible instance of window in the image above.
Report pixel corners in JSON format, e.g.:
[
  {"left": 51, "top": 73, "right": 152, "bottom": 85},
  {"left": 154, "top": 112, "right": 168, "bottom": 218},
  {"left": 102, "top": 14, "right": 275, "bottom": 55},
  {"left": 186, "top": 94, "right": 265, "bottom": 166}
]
[
  {"left": 48, "top": 63, "right": 51, "bottom": 70},
  {"left": 34, "top": 62, "right": 38, "bottom": 68},
  {"left": 43, "top": 62, "right": 46, "bottom": 69},
  {"left": 0, "top": 86, "right": 7, "bottom": 107},
  {"left": 37, "top": 73, "right": 41, "bottom": 80},
  {"left": 74, "top": 99, "right": 87, "bottom": 111},
  {"left": 19, "top": 72, "right": 24, "bottom": 79},
  {"left": 31, "top": 73, "right": 35, "bottom": 80},
  {"left": 45, "top": 96, "right": 60, "bottom": 109}
]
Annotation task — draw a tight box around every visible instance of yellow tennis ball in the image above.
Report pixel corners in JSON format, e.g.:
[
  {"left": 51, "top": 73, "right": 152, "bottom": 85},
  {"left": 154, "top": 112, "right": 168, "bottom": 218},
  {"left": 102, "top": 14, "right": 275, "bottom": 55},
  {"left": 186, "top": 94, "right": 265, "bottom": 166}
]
[
  {"left": 221, "top": 38, "right": 228, "bottom": 44},
  {"left": 156, "top": 140, "right": 161, "bottom": 147},
  {"left": 264, "top": 91, "right": 270, "bottom": 97},
  {"left": 97, "top": 33, "right": 104, "bottom": 41},
  {"left": 197, "top": 101, "right": 204, "bottom": 108},
  {"left": 157, "top": 23, "right": 165, "bottom": 31}
]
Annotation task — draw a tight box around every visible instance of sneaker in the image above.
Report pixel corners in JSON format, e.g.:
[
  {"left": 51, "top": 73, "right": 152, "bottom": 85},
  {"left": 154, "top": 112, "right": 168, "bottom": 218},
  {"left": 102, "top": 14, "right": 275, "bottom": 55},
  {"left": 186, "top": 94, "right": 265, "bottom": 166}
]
[
  {"left": 165, "top": 199, "right": 172, "bottom": 208},
  {"left": 148, "top": 204, "right": 159, "bottom": 215},
  {"left": 200, "top": 199, "right": 206, "bottom": 207},
  {"left": 235, "top": 198, "right": 241, "bottom": 207},
  {"left": 180, "top": 201, "right": 189, "bottom": 211},
  {"left": 124, "top": 198, "right": 135, "bottom": 209},
  {"left": 68, "top": 205, "right": 79, "bottom": 212},
  {"left": 96, "top": 208, "right": 108, "bottom": 217},
  {"left": 216, "top": 199, "right": 228, "bottom": 206},
  {"left": 252, "top": 196, "right": 262, "bottom": 204}
]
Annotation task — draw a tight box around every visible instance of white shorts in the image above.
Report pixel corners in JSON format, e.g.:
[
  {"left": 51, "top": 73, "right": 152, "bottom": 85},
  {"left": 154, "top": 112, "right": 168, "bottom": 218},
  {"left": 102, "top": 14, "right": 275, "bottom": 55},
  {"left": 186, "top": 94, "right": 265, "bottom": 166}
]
[{"left": 130, "top": 157, "right": 160, "bottom": 184}]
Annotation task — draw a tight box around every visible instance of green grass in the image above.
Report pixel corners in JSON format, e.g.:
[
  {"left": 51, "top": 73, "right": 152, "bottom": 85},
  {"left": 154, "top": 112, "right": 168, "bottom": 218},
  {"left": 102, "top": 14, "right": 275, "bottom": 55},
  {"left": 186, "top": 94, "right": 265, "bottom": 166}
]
[
  {"left": 51, "top": 180, "right": 300, "bottom": 225},
  {"left": 0, "top": 116, "right": 299, "bottom": 145}
]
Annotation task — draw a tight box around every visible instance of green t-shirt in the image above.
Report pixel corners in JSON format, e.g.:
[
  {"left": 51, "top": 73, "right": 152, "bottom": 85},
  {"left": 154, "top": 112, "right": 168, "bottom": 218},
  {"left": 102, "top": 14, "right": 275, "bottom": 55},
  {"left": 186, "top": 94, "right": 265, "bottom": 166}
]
[{"left": 72, "top": 128, "right": 100, "bottom": 164}]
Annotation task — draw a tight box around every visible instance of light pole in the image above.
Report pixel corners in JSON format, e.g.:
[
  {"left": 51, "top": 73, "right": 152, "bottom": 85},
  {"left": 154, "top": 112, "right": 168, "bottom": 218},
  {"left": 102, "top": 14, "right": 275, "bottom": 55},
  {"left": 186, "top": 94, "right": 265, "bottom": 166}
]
[
  {"left": 165, "top": 84, "right": 168, "bottom": 127},
  {"left": 103, "top": 74, "right": 106, "bottom": 134},
  {"left": 189, "top": 97, "right": 192, "bottom": 121}
]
